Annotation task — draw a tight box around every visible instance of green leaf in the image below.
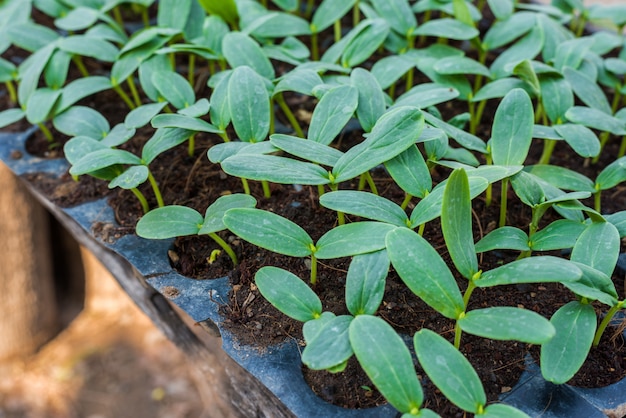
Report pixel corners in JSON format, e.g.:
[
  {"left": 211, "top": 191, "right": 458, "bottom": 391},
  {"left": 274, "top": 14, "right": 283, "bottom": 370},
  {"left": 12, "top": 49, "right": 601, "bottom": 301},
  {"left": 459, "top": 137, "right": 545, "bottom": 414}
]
[
  {"left": 433, "top": 56, "right": 491, "bottom": 77},
  {"left": 152, "top": 71, "right": 195, "bottom": 110},
  {"left": 101, "top": 123, "right": 136, "bottom": 147},
  {"left": 141, "top": 128, "right": 194, "bottom": 164},
  {"left": 199, "top": 194, "right": 257, "bottom": 235},
  {"left": 221, "top": 154, "right": 330, "bottom": 185},
  {"left": 571, "top": 221, "right": 620, "bottom": 278},
  {"left": 510, "top": 170, "right": 546, "bottom": 207},
  {"left": 178, "top": 98, "right": 210, "bottom": 118},
  {"left": 414, "top": 18, "right": 479, "bottom": 40},
  {"left": 351, "top": 68, "right": 386, "bottom": 133},
  {"left": 476, "top": 256, "right": 582, "bottom": 287},
  {"left": 308, "top": 85, "right": 358, "bottom": 145},
  {"left": 423, "top": 111, "right": 486, "bottom": 153},
  {"left": 341, "top": 19, "right": 389, "bottom": 68},
  {"left": 596, "top": 156, "right": 626, "bottom": 190},
  {"left": 369, "top": 0, "right": 416, "bottom": 38},
  {"left": 566, "top": 106, "right": 626, "bottom": 135},
  {"left": 255, "top": 266, "right": 321, "bottom": 322},
  {"left": 302, "top": 315, "right": 353, "bottom": 370},
  {"left": 54, "top": 6, "right": 99, "bottom": 31},
  {"left": 319, "top": 192, "right": 408, "bottom": 227},
  {"left": 346, "top": 250, "right": 389, "bottom": 316},
  {"left": 540, "top": 301, "right": 597, "bottom": 384},
  {"left": 315, "top": 222, "right": 396, "bottom": 259},
  {"left": 0, "top": 108, "right": 25, "bottom": 128},
  {"left": 69, "top": 148, "right": 142, "bottom": 176},
  {"left": 209, "top": 73, "right": 231, "bottom": 130},
  {"left": 482, "top": 403, "right": 531, "bottom": 418},
  {"left": 386, "top": 228, "right": 464, "bottom": 319},
  {"left": 25, "top": 88, "right": 62, "bottom": 124},
  {"left": 136, "top": 206, "right": 202, "bottom": 239},
  {"left": 565, "top": 263, "right": 618, "bottom": 307},
  {"left": 270, "top": 134, "right": 343, "bottom": 167},
  {"left": 414, "top": 329, "right": 485, "bottom": 413},
  {"left": 491, "top": 89, "right": 534, "bottom": 166},
  {"left": 472, "top": 78, "right": 532, "bottom": 102},
  {"left": 384, "top": 144, "right": 432, "bottom": 198},
  {"left": 489, "top": 25, "right": 544, "bottom": 79},
  {"left": 530, "top": 219, "right": 586, "bottom": 251},
  {"left": 563, "top": 67, "right": 612, "bottom": 115},
  {"left": 222, "top": 32, "right": 274, "bottom": 80},
  {"left": 274, "top": 69, "right": 323, "bottom": 96},
  {"left": 125, "top": 102, "right": 168, "bottom": 129},
  {"left": 487, "top": 0, "right": 514, "bottom": 20},
  {"left": 475, "top": 227, "right": 530, "bottom": 253},
  {"left": 350, "top": 315, "right": 424, "bottom": 414},
  {"left": 483, "top": 11, "right": 536, "bottom": 51},
  {"left": 606, "top": 211, "right": 626, "bottom": 237},
  {"left": 526, "top": 164, "right": 595, "bottom": 193},
  {"left": 109, "top": 165, "right": 149, "bottom": 190},
  {"left": 53, "top": 106, "right": 110, "bottom": 139},
  {"left": 393, "top": 83, "right": 460, "bottom": 110},
  {"left": 56, "top": 76, "right": 112, "bottom": 114},
  {"left": 459, "top": 307, "right": 555, "bottom": 344},
  {"left": 333, "top": 106, "right": 424, "bottom": 183},
  {"left": 157, "top": 0, "right": 193, "bottom": 30},
  {"left": 554, "top": 124, "right": 600, "bottom": 158},
  {"left": 224, "top": 208, "right": 313, "bottom": 257},
  {"left": 247, "top": 11, "right": 311, "bottom": 38},
  {"left": 196, "top": 0, "right": 239, "bottom": 28},
  {"left": 371, "top": 55, "right": 416, "bottom": 89},
  {"left": 311, "top": 0, "right": 356, "bottom": 33},
  {"left": 441, "top": 169, "right": 477, "bottom": 279},
  {"left": 539, "top": 75, "right": 573, "bottom": 124},
  {"left": 228, "top": 66, "right": 270, "bottom": 143},
  {"left": 44, "top": 49, "right": 70, "bottom": 89},
  {"left": 59, "top": 35, "right": 119, "bottom": 62},
  {"left": 151, "top": 114, "right": 221, "bottom": 133}
]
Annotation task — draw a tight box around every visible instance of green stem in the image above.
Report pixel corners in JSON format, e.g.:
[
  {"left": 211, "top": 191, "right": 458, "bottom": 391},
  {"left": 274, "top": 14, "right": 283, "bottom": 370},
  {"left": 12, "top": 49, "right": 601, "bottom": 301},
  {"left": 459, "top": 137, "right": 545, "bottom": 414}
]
[
  {"left": 417, "top": 223, "right": 425, "bottom": 236},
  {"left": 454, "top": 321, "right": 463, "bottom": 349},
  {"left": 209, "top": 232, "right": 238, "bottom": 266},
  {"left": 269, "top": 97, "right": 275, "bottom": 135},
  {"left": 127, "top": 76, "right": 142, "bottom": 107},
  {"left": 594, "top": 132, "right": 611, "bottom": 163},
  {"left": 275, "top": 93, "right": 304, "bottom": 137},
  {"left": 188, "top": 54, "right": 196, "bottom": 87},
  {"left": 188, "top": 134, "right": 195, "bottom": 157},
  {"left": 388, "top": 82, "right": 397, "bottom": 101},
  {"left": 538, "top": 139, "right": 557, "bottom": 165},
  {"left": 334, "top": 20, "right": 341, "bottom": 42},
  {"left": 112, "top": 6, "right": 124, "bottom": 27},
  {"left": 261, "top": 180, "right": 271, "bottom": 198},
  {"left": 593, "top": 304, "right": 623, "bottom": 347},
  {"left": 113, "top": 84, "right": 136, "bottom": 110},
  {"left": 310, "top": 253, "right": 318, "bottom": 285},
  {"left": 462, "top": 282, "right": 476, "bottom": 308},
  {"left": 241, "top": 178, "right": 251, "bottom": 195},
  {"left": 611, "top": 86, "right": 622, "bottom": 114},
  {"left": 38, "top": 123, "right": 54, "bottom": 143},
  {"left": 618, "top": 136, "right": 626, "bottom": 158},
  {"left": 218, "top": 130, "right": 231, "bottom": 143},
  {"left": 337, "top": 211, "right": 345, "bottom": 226},
  {"left": 353, "top": 1, "right": 360, "bottom": 27},
  {"left": 499, "top": 177, "right": 509, "bottom": 228},
  {"left": 317, "top": 184, "right": 325, "bottom": 198},
  {"left": 72, "top": 56, "right": 89, "bottom": 77},
  {"left": 130, "top": 187, "right": 149, "bottom": 213},
  {"left": 485, "top": 153, "right": 493, "bottom": 206},
  {"left": 305, "top": 0, "right": 314, "bottom": 18},
  {"left": 594, "top": 190, "right": 602, "bottom": 213},
  {"left": 5, "top": 80, "right": 17, "bottom": 103},
  {"left": 358, "top": 173, "right": 366, "bottom": 191},
  {"left": 471, "top": 100, "right": 487, "bottom": 135},
  {"left": 141, "top": 6, "right": 149, "bottom": 27},
  {"left": 311, "top": 31, "right": 319, "bottom": 61},
  {"left": 147, "top": 170, "right": 164, "bottom": 207},
  {"left": 364, "top": 172, "right": 378, "bottom": 195},
  {"left": 400, "top": 193, "right": 413, "bottom": 210}
]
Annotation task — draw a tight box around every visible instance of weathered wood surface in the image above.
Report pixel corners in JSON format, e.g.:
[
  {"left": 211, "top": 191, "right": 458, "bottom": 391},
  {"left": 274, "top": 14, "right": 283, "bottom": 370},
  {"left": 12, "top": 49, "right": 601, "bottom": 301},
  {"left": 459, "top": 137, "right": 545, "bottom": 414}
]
[{"left": 17, "top": 175, "right": 295, "bottom": 418}]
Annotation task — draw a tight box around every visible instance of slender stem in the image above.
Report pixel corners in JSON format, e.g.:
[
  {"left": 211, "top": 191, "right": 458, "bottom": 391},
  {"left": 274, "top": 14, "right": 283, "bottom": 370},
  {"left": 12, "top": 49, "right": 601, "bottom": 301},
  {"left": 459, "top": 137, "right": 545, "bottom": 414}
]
[
  {"left": 405, "top": 68, "right": 414, "bottom": 93},
  {"left": 593, "top": 132, "right": 611, "bottom": 163},
  {"left": 400, "top": 193, "right": 413, "bottom": 210},
  {"left": 72, "top": 56, "right": 89, "bottom": 77},
  {"left": 38, "top": 123, "right": 54, "bottom": 143},
  {"left": 241, "top": 178, "right": 251, "bottom": 195},
  {"left": 127, "top": 76, "right": 142, "bottom": 107},
  {"left": 365, "top": 172, "right": 378, "bottom": 195},
  {"left": 462, "top": 281, "right": 476, "bottom": 308},
  {"left": 417, "top": 223, "right": 425, "bottom": 236},
  {"left": 311, "top": 31, "right": 319, "bottom": 61},
  {"left": 275, "top": 93, "right": 305, "bottom": 137},
  {"left": 358, "top": 173, "right": 366, "bottom": 191},
  {"left": 619, "top": 136, "right": 626, "bottom": 157},
  {"left": 218, "top": 130, "right": 231, "bottom": 143},
  {"left": 305, "top": 0, "right": 314, "bottom": 18},
  {"left": 269, "top": 97, "right": 275, "bottom": 135},
  {"left": 317, "top": 184, "right": 325, "bottom": 198},
  {"left": 593, "top": 303, "right": 623, "bottom": 347},
  {"left": 611, "top": 86, "right": 622, "bottom": 114},
  {"left": 388, "top": 82, "right": 396, "bottom": 101},
  {"left": 188, "top": 134, "right": 195, "bottom": 157},
  {"left": 337, "top": 211, "right": 345, "bottom": 226},
  {"left": 468, "top": 97, "right": 477, "bottom": 134},
  {"left": 261, "top": 180, "right": 271, "bottom": 198},
  {"left": 454, "top": 321, "right": 463, "bottom": 349},
  {"left": 130, "top": 187, "right": 149, "bottom": 213},
  {"left": 594, "top": 190, "right": 602, "bottom": 213},
  {"left": 472, "top": 100, "right": 487, "bottom": 134},
  {"left": 334, "top": 20, "right": 341, "bottom": 42},
  {"left": 209, "top": 60, "right": 216, "bottom": 76},
  {"left": 209, "top": 232, "right": 238, "bottom": 266},
  {"left": 113, "top": 84, "right": 136, "bottom": 110},
  {"left": 352, "top": 1, "right": 360, "bottom": 27},
  {"left": 188, "top": 54, "right": 196, "bottom": 87},
  {"left": 112, "top": 6, "right": 124, "bottom": 27},
  {"left": 499, "top": 177, "right": 509, "bottom": 228},
  {"left": 310, "top": 253, "right": 318, "bottom": 285},
  {"left": 485, "top": 153, "right": 493, "bottom": 206},
  {"left": 5, "top": 80, "right": 17, "bottom": 103},
  {"left": 141, "top": 6, "right": 149, "bottom": 27},
  {"left": 538, "top": 139, "right": 557, "bottom": 165},
  {"left": 147, "top": 170, "right": 164, "bottom": 207}
]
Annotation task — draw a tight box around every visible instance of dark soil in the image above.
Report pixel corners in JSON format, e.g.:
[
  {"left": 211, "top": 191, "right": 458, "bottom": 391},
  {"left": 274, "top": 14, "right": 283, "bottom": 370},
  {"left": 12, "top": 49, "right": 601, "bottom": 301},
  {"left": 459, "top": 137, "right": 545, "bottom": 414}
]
[{"left": 4, "top": 3, "right": 626, "bottom": 416}]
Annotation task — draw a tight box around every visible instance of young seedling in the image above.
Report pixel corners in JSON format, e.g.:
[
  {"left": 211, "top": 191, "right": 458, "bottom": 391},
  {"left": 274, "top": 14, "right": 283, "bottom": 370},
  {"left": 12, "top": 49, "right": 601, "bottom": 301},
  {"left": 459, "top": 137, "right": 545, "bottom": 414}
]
[{"left": 135, "top": 194, "right": 257, "bottom": 267}]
